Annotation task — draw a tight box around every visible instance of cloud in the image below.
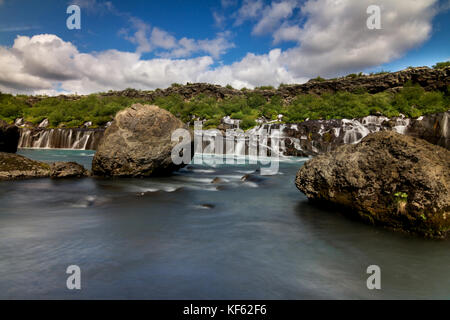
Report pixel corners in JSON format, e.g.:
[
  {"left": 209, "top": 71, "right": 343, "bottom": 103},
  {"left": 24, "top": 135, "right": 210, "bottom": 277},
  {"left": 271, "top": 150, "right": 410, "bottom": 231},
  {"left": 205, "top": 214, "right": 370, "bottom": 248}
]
[
  {"left": 0, "top": 34, "right": 215, "bottom": 94},
  {"left": 279, "top": 0, "right": 438, "bottom": 78},
  {"left": 252, "top": 0, "right": 299, "bottom": 35},
  {"left": 197, "top": 48, "right": 308, "bottom": 88},
  {"left": 0, "top": 0, "right": 441, "bottom": 94},
  {"left": 121, "top": 18, "right": 234, "bottom": 59},
  {"left": 235, "top": 0, "right": 264, "bottom": 25},
  {"left": 213, "top": 11, "right": 226, "bottom": 28}
]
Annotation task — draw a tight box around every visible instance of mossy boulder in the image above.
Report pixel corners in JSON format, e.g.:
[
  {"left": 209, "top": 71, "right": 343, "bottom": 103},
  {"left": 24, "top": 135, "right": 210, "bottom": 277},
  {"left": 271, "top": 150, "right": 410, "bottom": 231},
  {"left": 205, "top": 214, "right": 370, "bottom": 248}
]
[
  {"left": 0, "top": 152, "right": 51, "bottom": 180},
  {"left": 295, "top": 131, "right": 450, "bottom": 238},
  {"left": 0, "top": 152, "right": 89, "bottom": 180}
]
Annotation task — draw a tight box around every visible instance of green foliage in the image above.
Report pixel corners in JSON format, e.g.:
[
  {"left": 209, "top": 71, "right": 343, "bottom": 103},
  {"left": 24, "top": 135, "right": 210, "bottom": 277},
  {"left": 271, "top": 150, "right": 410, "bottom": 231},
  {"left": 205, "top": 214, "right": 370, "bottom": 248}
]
[
  {"left": 394, "top": 192, "right": 408, "bottom": 198},
  {"left": 255, "top": 85, "right": 275, "bottom": 90},
  {"left": 0, "top": 81, "right": 448, "bottom": 130},
  {"left": 310, "top": 76, "right": 326, "bottom": 82},
  {"left": 225, "top": 84, "right": 234, "bottom": 89},
  {"left": 432, "top": 61, "right": 450, "bottom": 69},
  {"left": 0, "top": 93, "right": 29, "bottom": 123},
  {"left": 346, "top": 72, "right": 363, "bottom": 78}
]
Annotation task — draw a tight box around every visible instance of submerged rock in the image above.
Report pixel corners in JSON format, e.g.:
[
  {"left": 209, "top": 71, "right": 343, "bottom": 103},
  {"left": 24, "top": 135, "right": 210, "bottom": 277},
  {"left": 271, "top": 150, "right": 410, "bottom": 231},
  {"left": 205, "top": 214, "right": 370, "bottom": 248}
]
[
  {"left": 0, "top": 152, "right": 50, "bottom": 180},
  {"left": 92, "top": 104, "right": 193, "bottom": 177},
  {"left": 50, "top": 161, "right": 89, "bottom": 178},
  {"left": 295, "top": 131, "right": 450, "bottom": 238},
  {"left": 211, "top": 177, "right": 224, "bottom": 184},
  {"left": 0, "top": 120, "right": 20, "bottom": 153}
]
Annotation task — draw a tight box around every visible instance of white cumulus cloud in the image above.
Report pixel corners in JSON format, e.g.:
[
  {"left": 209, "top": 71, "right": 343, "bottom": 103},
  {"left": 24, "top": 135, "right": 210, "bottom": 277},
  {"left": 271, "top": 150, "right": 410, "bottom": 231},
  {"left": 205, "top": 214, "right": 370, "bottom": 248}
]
[{"left": 0, "top": 0, "right": 441, "bottom": 94}]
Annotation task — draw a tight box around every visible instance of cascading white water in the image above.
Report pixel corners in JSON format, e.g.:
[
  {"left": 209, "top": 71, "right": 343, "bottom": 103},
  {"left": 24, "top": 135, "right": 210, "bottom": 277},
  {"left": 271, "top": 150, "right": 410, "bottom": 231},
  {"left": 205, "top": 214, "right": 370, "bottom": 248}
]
[{"left": 18, "top": 128, "right": 103, "bottom": 150}]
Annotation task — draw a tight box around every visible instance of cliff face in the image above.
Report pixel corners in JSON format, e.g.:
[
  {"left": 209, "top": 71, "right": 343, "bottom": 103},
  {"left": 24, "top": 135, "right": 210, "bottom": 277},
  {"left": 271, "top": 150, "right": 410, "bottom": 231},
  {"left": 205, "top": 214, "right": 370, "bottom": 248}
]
[
  {"left": 15, "top": 66, "right": 449, "bottom": 153},
  {"left": 25, "top": 66, "right": 449, "bottom": 105},
  {"left": 101, "top": 66, "right": 449, "bottom": 102},
  {"left": 279, "top": 111, "right": 449, "bottom": 157}
]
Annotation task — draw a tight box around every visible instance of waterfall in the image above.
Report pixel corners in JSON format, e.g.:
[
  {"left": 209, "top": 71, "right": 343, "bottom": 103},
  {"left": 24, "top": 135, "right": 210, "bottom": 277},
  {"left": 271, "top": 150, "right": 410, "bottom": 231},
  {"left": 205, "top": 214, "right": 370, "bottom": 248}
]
[
  {"left": 18, "top": 128, "right": 104, "bottom": 150},
  {"left": 16, "top": 111, "right": 449, "bottom": 154},
  {"left": 255, "top": 111, "right": 450, "bottom": 156}
]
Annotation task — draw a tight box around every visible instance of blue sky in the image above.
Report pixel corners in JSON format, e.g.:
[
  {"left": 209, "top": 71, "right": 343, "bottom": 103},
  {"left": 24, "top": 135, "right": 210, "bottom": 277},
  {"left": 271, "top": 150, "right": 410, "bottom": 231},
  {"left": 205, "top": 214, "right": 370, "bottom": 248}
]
[{"left": 0, "top": 0, "right": 449, "bottom": 94}]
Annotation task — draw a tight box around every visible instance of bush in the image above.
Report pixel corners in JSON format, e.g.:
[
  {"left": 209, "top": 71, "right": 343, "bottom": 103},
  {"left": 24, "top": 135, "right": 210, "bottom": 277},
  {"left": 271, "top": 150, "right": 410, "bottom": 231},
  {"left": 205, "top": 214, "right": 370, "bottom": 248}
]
[
  {"left": 432, "top": 61, "right": 450, "bottom": 69},
  {"left": 0, "top": 82, "right": 448, "bottom": 129}
]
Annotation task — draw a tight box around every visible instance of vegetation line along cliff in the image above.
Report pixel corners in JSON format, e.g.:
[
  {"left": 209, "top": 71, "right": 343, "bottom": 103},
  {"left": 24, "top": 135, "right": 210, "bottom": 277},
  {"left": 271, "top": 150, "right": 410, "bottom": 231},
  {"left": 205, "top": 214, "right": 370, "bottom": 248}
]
[{"left": 1, "top": 66, "right": 449, "bottom": 130}]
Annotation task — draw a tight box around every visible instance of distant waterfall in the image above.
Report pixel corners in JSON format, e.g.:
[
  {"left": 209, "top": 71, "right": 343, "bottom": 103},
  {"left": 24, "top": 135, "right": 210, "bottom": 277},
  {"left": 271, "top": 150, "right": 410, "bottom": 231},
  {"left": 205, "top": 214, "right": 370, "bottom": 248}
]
[
  {"left": 16, "top": 111, "right": 449, "bottom": 154},
  {"left": 18, "top": 128, "right": 104, "bottom": 150}
]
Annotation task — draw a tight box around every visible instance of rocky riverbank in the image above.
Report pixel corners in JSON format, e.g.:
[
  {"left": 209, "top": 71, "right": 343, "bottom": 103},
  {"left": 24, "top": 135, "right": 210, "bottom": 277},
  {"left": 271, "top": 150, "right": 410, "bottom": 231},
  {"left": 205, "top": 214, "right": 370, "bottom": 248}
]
[
  {"left": 16, "top": 111, "right": 450, "bottom": 156},
  {"left": 295, "top": 131, "right": 450, "bottom": 239},
  {"left": 0, "top": 152, "right": 89, "bottom": 180}
]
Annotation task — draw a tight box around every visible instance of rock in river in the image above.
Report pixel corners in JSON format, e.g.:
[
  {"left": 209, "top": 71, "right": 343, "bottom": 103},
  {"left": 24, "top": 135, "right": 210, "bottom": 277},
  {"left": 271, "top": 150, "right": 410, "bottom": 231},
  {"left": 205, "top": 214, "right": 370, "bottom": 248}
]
[
  {"left": 295, "top": 131, "right": 450, "bottom": 238},
  {"left": 0, "top": 152, "right": 89, "bottom": 180},
  {"left": 0, "top": 152, "right": 51, "bottom": 180},
  {"left": 50, "top": 161, "right": 90, "bottom": 178},
  {"left": 0, "top": 119, "right": 20, "bottom": 153},
  {"left": 92, "top": 104, "right": 193, "bottom": 177}
]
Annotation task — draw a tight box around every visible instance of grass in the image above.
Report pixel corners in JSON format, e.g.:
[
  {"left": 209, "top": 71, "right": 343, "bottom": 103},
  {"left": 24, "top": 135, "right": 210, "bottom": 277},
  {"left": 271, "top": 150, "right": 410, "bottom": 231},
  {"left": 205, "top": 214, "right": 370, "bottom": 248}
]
[{"left": 0, "top": 81, "right": 449, "bottom": 131}]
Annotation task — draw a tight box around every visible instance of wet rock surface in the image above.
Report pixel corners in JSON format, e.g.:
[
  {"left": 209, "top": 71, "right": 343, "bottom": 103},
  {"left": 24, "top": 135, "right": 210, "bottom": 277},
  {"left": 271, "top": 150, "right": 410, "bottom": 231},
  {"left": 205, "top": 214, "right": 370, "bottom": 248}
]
[{"left": 295, "top": 131, "right": 450, "bottom": 238}]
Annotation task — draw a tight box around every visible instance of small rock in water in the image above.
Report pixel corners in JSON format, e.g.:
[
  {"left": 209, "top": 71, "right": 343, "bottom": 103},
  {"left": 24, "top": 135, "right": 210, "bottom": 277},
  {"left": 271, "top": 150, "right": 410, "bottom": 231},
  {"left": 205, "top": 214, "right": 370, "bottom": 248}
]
[
  {"left": 200, "top": 204, "right": 215, "bottom": 209},
  {"left": 211, "top": 177, "right": 224, "bottom": 184},
  {"left": 240, "top": 173, "right": 265, "bottom": 183},
  {"left": 50, "top": 162, "right": 89, "bottom": 178}
]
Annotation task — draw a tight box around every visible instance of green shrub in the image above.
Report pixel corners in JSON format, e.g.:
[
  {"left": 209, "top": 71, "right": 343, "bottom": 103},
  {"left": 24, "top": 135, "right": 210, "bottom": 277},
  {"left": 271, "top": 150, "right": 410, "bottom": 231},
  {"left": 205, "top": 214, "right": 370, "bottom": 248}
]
[{"left": 432, "top": 61, "right": 450, "bottom": 69}]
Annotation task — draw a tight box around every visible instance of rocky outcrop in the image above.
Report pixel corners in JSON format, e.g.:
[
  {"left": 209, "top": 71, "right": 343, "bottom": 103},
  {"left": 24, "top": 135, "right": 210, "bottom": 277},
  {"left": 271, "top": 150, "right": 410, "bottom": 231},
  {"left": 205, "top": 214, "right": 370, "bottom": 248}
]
[
  {"left": 405, "top": 112, "right": 449, "bottom": 149},
  {"left": 50, "top": 162, "right": 89, "bottom": 178},
  {"left": 0, "top": 152, "right": 89, "bottom": 180},
  {"left": 26, "top": 66, "right": 449, "bottom": 104},
  {"left": 295, "top": 131, "right": 450, "bottom": 238},
  {"left": 0, "top": 119, "right": 20, "bottom": 153},
  {"left": 0, "top": 152, "right": 51, "bottom": 180},
  {"left": 15, "top": 111, "right": 449, "bottom": 155},
  {"left": 247, "top": 111, "right": 449, "bottom": 157},
  {"left": 92, "top": 104, "right": 193, "bottom": 177}
]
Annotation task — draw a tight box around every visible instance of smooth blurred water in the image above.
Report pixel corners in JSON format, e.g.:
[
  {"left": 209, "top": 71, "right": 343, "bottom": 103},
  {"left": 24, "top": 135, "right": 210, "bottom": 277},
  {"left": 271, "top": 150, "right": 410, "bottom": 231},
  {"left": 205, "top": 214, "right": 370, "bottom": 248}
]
[{"left": 0, "top": 149, "right": 449, "bottom": 299}]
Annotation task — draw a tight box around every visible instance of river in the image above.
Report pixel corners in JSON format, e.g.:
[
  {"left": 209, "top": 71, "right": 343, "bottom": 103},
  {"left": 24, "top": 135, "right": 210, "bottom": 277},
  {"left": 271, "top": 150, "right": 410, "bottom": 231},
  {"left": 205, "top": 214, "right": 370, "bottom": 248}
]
[{"left": 0, "top": 149, "right": 449, "bottom": 299}]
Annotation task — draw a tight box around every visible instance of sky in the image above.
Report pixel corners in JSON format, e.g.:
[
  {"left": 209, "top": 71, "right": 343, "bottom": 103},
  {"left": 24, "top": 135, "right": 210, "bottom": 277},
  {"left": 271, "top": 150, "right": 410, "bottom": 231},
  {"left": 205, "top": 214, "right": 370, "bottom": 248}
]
[{"left": 0, "top": 0, "right": 449, "bottom": 95}]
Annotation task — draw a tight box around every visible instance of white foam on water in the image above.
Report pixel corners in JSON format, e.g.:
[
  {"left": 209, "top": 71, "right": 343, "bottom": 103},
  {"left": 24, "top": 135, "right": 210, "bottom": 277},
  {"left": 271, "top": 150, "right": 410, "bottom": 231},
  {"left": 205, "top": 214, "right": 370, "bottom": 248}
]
[{"left": 242, "top": 181, "right": 259, "bottom": 188}]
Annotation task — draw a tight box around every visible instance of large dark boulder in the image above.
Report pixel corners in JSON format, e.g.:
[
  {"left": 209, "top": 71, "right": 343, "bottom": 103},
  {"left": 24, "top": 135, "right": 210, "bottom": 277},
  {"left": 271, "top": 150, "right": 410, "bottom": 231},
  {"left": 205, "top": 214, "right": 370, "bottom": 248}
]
[
  {"left": 295, "top": 131, "right": 450, "bottom": 238},
  {"left": 0, "top": 119, "right": 20, "bottom": 153},
  {"left": 92, "top": 104, "right": 193, "bottom": 177}
]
